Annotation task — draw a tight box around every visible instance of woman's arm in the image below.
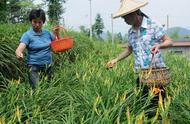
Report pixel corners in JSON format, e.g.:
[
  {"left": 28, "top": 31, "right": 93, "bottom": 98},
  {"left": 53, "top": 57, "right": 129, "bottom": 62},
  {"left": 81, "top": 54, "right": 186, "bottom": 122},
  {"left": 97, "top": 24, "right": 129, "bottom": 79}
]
[
  {"left": 107, "top": 45, "right": 132, "bottom": 68},
  {"left": 151, "top": 35, "right": 172, "bottom": 54},
  {"left": 159, "top": 35, "right": 173, "bottom": 48},
  {"left": 15, "top": 43, "right": 26, "bottom": 59},
  {"left": 116, "top": 45, "right": 133, "bottom": 61}
]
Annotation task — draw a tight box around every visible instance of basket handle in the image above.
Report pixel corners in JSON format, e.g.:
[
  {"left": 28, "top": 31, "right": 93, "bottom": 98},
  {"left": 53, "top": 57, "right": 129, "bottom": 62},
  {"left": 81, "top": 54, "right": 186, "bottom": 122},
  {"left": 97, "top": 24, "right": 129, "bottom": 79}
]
[
  {"left": 53, "top": 25, "right": 69, "bottom": 39},
  {"left": 144, "top": 53, "right": 156, "bottom": 78},
  {"left": 149, "top": 53, "right": 156, "bottom": 68}
]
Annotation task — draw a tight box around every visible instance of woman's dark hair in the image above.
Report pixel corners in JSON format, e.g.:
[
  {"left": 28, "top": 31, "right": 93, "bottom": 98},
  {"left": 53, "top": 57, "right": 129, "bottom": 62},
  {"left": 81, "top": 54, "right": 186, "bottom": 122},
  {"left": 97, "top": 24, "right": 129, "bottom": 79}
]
[
  {"left": 29, "top": 9, "right": 46, "bottom": 23},
  {"left": 136, "top": 9, "right": 149, "bottom": 18}
]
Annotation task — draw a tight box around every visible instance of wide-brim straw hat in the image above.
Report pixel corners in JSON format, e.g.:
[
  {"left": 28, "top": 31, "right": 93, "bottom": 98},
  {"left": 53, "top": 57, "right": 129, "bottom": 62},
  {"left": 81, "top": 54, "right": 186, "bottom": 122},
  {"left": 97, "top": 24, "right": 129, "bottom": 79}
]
[{"left": 113, "top": 0, "right": 148, "bottom": 19}]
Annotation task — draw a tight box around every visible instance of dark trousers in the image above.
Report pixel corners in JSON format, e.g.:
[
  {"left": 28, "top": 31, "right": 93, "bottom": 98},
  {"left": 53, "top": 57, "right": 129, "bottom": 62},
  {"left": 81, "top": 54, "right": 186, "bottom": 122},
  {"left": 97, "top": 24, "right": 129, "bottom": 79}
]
[{"left": 28, "top": 64, "right": 52, "bottom": 89}]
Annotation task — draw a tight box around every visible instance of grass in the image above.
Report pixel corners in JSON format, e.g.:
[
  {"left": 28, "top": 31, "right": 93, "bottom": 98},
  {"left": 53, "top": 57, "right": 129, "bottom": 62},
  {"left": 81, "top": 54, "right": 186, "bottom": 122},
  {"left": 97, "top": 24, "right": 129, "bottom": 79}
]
[{"left": 0, "top": 24, "right": 190, "bottom": 123}]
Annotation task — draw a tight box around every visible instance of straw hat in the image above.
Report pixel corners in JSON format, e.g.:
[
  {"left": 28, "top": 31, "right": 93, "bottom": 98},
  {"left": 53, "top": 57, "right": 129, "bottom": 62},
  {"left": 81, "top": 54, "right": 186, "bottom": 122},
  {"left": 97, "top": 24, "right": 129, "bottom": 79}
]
[{"left": 113, "top": 0, "right": 148, "bottom": 19}]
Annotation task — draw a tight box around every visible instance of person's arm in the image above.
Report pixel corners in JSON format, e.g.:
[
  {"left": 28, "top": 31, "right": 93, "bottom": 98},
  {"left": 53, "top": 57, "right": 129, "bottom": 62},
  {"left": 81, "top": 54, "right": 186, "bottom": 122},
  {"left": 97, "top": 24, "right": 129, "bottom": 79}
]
[
  {"left": 151, "top": 35, "right": 172, "bottom": 54},
  {"left": 159, "top": 35, "right": 173, "bottom": 48},
  {"left": 107, "top": 45, "right": 132, "bottom": 68},
  {"left": 116, "top": 45, "right": 133, "bottom": 61},
  {"left": 15, "top": 43, "right": 26, "bottom": 60}
]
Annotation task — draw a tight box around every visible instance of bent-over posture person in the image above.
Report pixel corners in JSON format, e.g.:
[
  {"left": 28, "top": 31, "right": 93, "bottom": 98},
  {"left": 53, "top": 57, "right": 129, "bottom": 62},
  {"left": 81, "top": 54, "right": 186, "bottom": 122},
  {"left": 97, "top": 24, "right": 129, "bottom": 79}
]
[{"left": 107, "top": 0, "right": 172, "bottom": 118}]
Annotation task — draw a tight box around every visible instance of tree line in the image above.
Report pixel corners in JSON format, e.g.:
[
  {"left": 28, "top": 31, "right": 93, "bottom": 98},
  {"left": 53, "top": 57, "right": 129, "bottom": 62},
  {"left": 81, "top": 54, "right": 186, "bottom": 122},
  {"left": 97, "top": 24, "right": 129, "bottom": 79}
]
[
  {"left": 0, "top": 0, "right": 126, "bottom": 42},
  {"left": 0, "top": 0, "right": 65, "bottom": 24}
]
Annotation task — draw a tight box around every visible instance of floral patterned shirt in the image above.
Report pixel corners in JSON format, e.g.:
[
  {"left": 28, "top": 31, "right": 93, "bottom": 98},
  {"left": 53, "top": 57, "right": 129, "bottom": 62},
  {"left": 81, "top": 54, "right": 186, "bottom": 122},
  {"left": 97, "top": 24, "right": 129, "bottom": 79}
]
[{"left": 128, "top": 17, "right": 166, "bottom": 70}]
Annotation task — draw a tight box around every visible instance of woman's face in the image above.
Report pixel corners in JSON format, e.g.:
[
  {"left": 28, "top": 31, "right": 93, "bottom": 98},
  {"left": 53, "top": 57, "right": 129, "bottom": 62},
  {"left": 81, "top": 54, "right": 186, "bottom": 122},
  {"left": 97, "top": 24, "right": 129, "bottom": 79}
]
[
  {"left": 122, "top": 12, "right": 137, "bottom": 25},
  {"left": 31, "top": 18, "right": 44, "bottom": 32}
]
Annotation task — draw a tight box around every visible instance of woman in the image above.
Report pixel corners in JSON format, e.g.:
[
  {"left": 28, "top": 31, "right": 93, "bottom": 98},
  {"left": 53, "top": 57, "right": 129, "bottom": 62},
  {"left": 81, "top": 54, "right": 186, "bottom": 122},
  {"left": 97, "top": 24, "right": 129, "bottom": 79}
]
[
  {"left": 107, "top": 0, "right": 172, "bottom": 117},
  {"left": 15, "top": 9, "right": 55, "bottom": 89}
]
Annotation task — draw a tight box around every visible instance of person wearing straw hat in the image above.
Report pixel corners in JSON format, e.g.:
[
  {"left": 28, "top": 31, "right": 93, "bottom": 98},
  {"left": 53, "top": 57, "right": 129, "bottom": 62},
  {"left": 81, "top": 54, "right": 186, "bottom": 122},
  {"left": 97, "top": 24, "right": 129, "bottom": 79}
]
[{"left": 107, "top": 0, "right": 172, "bottom": 118}]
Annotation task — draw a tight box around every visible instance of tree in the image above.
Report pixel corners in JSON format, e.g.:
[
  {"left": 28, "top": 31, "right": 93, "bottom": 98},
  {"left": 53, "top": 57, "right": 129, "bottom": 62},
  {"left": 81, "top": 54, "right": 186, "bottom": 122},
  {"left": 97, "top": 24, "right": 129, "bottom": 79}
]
[
  {"left": 106, "top": 30, "right": 112, "bottom": 42},
  {"left": 8, "top": 0, "right": 35, "bottom": 23},
  {"left": 184, "top": 35, "right": 190, "bottom": 39},
  {"left": 0, "top": 0, "right": 8, "bottom": 23},
  {"left": 47, "top": 0, "right": 66, "bottom": 24},
  {"left": 0, "top": 0, "right": 36, "bottom": 23},
  {"left": 79, "top": 25, "right": 90, "bottom": 36},
  {"left": 114, "top": 32, "right": 123, "bottom": 43},
  {"left": 92, "top": 13, "right": 104, "bottom": 39},
  {"left": 123, "top": 33, "right": 128, "bottom": 42},
  {"left": 117, "top": 32, "right": 123, "bottom": 41},
  {"left": 169, "top": 31, "right": 179, "bottom": 40}
]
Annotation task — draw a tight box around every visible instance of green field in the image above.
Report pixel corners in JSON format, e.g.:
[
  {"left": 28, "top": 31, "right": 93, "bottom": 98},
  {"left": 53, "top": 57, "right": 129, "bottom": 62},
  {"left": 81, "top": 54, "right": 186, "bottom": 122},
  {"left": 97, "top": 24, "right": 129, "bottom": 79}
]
[{"left": 0, "top": 24, "right": 190, "bottom": 124}]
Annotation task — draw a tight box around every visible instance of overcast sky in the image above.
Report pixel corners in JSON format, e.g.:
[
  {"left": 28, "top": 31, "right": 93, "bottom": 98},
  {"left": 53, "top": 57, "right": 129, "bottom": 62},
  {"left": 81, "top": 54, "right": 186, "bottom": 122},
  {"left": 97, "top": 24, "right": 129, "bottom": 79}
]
[{"left": 37, "top": 0, "right": 190, "bottom": 34}]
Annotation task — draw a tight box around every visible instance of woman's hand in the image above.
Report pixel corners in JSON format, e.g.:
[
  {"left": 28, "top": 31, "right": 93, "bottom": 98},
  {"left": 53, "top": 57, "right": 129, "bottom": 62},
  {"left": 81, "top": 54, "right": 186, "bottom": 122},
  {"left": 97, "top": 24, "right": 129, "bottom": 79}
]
[
  {"left": 151, "top": 35, "right": 172, "bottom": 54},
  {"left": 15, "top": 43, "right": 26, "bottom": 60},
  {"left": 15, "top": 50, "right": 24, "bottom": 60},
  {"left": 151, "top": 44, "right": 160, "bottom": 54},
  {"left": 53, "top": 26, "right": 64, "bottom": 39},
  {"left": 106, "top": 58, "right": 118, "bottom": 68}
]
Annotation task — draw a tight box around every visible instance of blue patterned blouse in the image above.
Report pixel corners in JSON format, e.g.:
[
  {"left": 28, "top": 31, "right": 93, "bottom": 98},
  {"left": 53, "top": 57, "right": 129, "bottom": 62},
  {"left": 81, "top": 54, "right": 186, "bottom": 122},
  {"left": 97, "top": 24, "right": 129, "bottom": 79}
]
[{"left": 128, "top": 17, "right": 166, "bottom": 70}]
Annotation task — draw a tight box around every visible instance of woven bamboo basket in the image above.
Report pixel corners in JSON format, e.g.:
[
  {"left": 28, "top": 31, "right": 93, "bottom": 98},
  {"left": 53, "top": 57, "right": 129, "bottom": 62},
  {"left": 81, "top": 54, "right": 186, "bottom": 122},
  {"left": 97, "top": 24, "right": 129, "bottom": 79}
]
[{"left": 139, "top": 54, "right": 171, "bottom": 87}]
